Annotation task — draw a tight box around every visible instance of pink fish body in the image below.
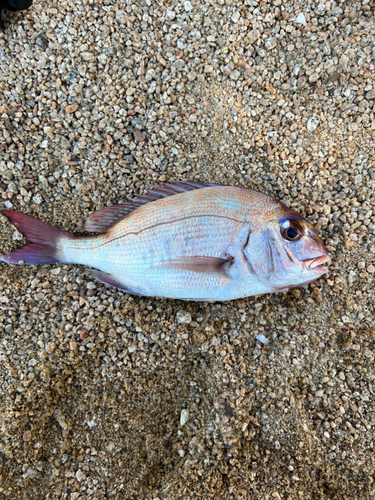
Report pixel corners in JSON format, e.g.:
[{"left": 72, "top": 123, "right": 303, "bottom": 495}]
[{"left": 1, "top": 182, "right": 330, "bottom": 301}]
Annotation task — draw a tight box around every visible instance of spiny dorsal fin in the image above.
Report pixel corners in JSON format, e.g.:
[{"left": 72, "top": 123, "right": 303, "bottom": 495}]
[{"left": 84, "top": 181, "right": 217, "bottom": 233}]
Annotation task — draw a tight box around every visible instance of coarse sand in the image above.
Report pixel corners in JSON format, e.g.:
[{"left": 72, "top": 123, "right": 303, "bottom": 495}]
[{"left": 0, "top": 1, "right": 374, "bottom": 499}]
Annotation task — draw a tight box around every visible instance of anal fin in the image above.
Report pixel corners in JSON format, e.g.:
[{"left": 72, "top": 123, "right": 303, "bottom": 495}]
[{"left": 90, "top": 269, "right": 145, "bottom": 296}]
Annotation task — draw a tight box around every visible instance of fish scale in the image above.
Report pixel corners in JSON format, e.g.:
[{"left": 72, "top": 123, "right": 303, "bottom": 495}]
[{"left": 1, "top": 182, "right": 330, "bottom": 301}]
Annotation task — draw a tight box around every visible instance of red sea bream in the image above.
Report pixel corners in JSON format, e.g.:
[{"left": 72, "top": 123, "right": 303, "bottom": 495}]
[{"left": 1, "top": 182, "right": 330, "bottom": 301}]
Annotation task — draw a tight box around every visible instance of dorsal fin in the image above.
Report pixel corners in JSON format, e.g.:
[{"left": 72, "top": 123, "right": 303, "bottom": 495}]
[{"left": 84, "top": 181, "right": 217, "bottom": 233}]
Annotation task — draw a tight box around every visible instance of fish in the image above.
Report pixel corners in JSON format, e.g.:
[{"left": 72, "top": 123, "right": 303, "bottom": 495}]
[{"left": 0, "top": 182, "right": 330, "bottom": 302}]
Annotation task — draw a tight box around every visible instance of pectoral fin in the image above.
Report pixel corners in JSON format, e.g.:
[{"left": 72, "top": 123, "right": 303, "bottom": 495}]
[{"left": 151, "top": 256, "right": 234, "bottom": 277}]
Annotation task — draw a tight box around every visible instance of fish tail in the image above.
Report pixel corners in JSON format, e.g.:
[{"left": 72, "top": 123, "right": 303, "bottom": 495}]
[{"left": 1, "top": 210, "right": 73, "bottom": 265}]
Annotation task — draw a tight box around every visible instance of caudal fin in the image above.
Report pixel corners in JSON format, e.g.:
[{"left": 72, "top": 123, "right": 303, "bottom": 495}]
[{"left": 1, "top": 210, "right": 72, "bottom": 265}]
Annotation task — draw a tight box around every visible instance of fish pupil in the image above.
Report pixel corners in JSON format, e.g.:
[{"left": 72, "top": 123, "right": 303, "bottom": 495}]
[{"left": 287, "top": 227, "right": 299, "bottom": 240}]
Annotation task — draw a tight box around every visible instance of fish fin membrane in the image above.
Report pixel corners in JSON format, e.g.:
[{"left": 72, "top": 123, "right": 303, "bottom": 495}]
[
  {"left": 152, "top": 255, "right": 233, "bottom": 277},
  {"left": 90, "top": 269, "right": 146, "bottom": 296},
  {"left": 84, "top": 181, "right": 218, "bottom": 233},
  {"left": 1, "top": 210, "right": 71, "bottom": 265}
]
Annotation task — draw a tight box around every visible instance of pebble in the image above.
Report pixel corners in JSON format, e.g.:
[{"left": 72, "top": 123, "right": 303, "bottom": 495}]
[
  {"left": 231, "top": 10, "right": 240, "bottom": 23},
  {"left": 230, "top": 69, "right": 241, "bottom": 81},
  {"left": 256, "top": 335, "right": 269, "bottom": 345},
  {"left": 307, "top": 117, "right": 319, "bottom": 132},
  {"left": 296, "top": 13, "right": 306, "bottom": 25},
  {"left": 180, "top": 409, "right": 189, "bottom": 426},
  {"left": 23, "top": 431, "right": 31, "bottom": 442},
  {"left": 176, "top": 310, "right": 192, "bottom": 324},
  {"left": 35, "top": 33, "right": 48, "bottom": 48},
  {"left": 65, "top": 104, "right": 79, "bottom": 114}
]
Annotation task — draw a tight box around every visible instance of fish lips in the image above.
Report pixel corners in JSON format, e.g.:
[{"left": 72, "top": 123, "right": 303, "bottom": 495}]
[{"left": 303, "top": 254, "right": 331, "bottom": 275}]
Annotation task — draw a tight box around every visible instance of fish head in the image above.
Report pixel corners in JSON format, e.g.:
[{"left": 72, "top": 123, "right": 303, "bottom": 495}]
[{"left": 244, "top": 203, "right": 330, "bottom": 291}]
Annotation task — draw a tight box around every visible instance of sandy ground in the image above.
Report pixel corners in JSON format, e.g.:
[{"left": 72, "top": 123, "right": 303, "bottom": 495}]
[{"left": 0, "top": 0, "right": 375, "bottom": 499}]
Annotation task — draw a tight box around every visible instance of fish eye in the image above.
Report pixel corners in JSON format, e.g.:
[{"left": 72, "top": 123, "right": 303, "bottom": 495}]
[{"left": 280, "top": 219, "right": 303, "bottom": 242}]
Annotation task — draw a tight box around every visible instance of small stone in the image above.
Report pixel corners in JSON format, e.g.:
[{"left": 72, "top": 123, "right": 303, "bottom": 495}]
[
  {"left": 36, "top": 33, "right": 48, "bottom": 48},
  {"left": 134, "top": 130, "right": 145, "bottom": 143},
  {"left": 69, "top": 341, "right": 77, "bottom": 350},
  {"left": 321, "top": 41, "right": 331, "bottom": 55},
  {"left": 98, "top": 54, "right": 107, "bottom": 65},
  {"left": 296, "top": 13, "right": 306, "bottom": 25},
  {"left": 249, "top": 29, "right": 260, "bottom": 41},
  {"left": 231, "top": 10, "right": 240, "bottom": 23},
  {"left": 256, "top": 334, "right": 269, "bottom": 345},
  {"left": 309, "top": 73, "right": 320, "bottom": 83},
  {"left": 366, "top": 90, "right": 375, "bottom": 100},
  {"left": 367, "top": 265, "right": 375, "bottom": 274},
  {"left": 229, "top": 69, "right": 241, "bottom": 81},
  {"left": 66, "top": 104, "right": 79, "bottom": 114},
  {"left": 327, "top": 70, "right": 340, "bottom": 82},
  {"left": 176, "top": 310, "right": 192, "bottom": 324},
  {"left": 180, "top": 409, "right": 189, "bottom": 426},
  {"left": 81, "top": 51, "right": 94, "bottom": 61},
  {"left": 76, "top": 469, "right": 86, "bottom": 482},
  {"left": 307, "top": 117, "right": 319, "bottom": 132},
  {"left": 265, "top": 38, "right": 276, "bottom": 50},
  {"left": 78, "top": 64, "right": 86, "bottom": 77},
  {"left": 184, "top": 1, "right": 192, "bottom": 11},
  {"left": 173, "top": 60, "right": 185, "bottom": 70},
  {"left": 33, "top": 194, "right": 42, "bottom": 204},
  {"left": 23, "top": 431, "right": 32, "bottom": 441}
]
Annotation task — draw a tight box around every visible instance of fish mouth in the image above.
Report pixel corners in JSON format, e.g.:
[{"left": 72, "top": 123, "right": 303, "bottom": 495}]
[{"left": 303, "top": 254, "right": 330, "bottom": 274}]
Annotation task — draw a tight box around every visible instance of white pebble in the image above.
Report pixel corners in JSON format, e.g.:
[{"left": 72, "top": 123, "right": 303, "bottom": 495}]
[
  {"left": 180, "top": 409, "right": 189, "bottom": 426},
  {"left": 33, "top": 194, "right": 42, "bottom": 204},
  {"left": 296, "top": 13, "right": 306, "bottom": 25},
  {"left": 307, "top": 117, "right": 319, "bottom": 132},
  {"left": 255, "top": 334, "right": 269, "bottom": 345},
  {"left": 231, "top": 10, "right": 240, "bottom": 23},
  {"left": 176, "top": 310, "right": 192, "bottom": 324}
]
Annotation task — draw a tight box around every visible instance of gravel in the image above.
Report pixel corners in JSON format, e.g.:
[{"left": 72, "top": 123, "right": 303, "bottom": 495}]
[{"left": 0, "top": 0, "right": 374, "bottom": 499}]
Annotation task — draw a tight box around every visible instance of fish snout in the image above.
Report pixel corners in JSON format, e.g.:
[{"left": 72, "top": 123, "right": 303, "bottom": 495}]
[{"left": 303, "top": 254, "right": 330, "bottom": 275}]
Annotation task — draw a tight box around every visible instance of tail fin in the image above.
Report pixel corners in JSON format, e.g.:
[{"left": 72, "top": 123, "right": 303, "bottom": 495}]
[{"left": 1, "top": 210, "right": 73, "bottom": 265}]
